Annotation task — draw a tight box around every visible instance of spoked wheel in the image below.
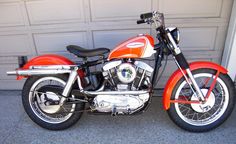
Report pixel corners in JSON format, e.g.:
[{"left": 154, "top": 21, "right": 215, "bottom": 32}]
[
  {"left": 22, "top": 75, "right": 85, "bottom": 130},
  {"left": 168, "top": 69, "right": 235, "bottom": 132}
]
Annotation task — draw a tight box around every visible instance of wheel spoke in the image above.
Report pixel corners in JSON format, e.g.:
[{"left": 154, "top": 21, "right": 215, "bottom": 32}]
[
  {"left": 173, "top": 71, "right": 229, "bottom": 126},
  {"left": 28, "top": 77, "right": 76, "bottom": 124}
]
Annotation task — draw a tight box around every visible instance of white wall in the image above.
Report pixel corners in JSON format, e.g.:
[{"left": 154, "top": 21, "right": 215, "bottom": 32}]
[
  {"left": 222, "top": 0, "right": 236, "bottom": 81},
  {"left": 0, "top": 0, "right": 233, "bottom": 89},
  {"left": 227, "top": 36, "right": 236, "bottom": 81}
]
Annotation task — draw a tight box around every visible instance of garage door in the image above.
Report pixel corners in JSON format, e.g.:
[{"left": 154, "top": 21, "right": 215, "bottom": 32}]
[{"left": 0, "top": 0, "right": 233, "bottom": 89}]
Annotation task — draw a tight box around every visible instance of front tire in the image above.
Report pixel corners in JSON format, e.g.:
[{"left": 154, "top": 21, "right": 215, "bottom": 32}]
[
  {"left": 168, "top": 69, "right": 235, "bottom": 132},
  {"left": 22, "top": 75, "right": 85, "bottom": 130}
]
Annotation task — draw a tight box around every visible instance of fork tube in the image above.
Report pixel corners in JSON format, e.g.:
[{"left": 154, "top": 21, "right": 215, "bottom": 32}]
[
  {"left": 167, "top": 30, "right": 205, "bottom": 101},
  {"left": 186, "top": 69, "right": 205, "bottom": 101},
  {"left": 174, "top": 55, "right": 205, "bottom": 101}
]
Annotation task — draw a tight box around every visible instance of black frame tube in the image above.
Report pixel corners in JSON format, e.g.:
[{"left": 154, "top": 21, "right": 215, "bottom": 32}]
[{"left": 174, "top": 53, "right": 189, "bottom": 69}]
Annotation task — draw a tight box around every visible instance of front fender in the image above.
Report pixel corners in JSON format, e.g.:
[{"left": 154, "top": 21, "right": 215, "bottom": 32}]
[
  {"left": 163, "top": 61, "right": 228, "bottom": 110},
  {"left": 17, "top": 54, "right": 75, "bottom": 80}
]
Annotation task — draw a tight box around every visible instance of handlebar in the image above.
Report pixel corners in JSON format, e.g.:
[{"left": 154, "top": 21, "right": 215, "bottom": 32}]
[
  {"left": 140, "top": 12, "right": 153, "bottom": 19},
  {"left": 136, "top": 11, "right": 165, "bottom": 28},
  {"left": 137, "top": 19, "right": 146, "bottom": 24}
]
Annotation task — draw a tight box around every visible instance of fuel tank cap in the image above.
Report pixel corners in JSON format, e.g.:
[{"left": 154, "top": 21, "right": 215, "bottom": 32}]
[{"left": 137, "top": 34, "right": 144, "bottom": 36}]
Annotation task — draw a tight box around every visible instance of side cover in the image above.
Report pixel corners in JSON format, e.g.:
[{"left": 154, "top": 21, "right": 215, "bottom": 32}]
[{"left": 163, "top": 61, "right": 228, "bottom": 110}]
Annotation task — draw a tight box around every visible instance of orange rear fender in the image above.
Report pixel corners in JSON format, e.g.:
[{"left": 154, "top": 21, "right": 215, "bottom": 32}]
[
  {"left": 22, "top": 54, "right": 75, "bottom": 69},
  {"left": 16, "top": 54, "right": 84, "bottom": 80}
]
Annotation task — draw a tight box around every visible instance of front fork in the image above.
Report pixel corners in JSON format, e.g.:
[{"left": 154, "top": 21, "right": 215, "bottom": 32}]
[
  {"left": 174, "top": 55, "right": 205, "bottom": 101},
  {"left": 166, "top": 31, "right": 205, "bottom": 102}
]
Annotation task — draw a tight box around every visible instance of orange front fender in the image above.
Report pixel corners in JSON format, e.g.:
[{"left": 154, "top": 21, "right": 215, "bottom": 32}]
[
  {"left": 17, "top": 54, "right": 75, "bottom": 80},
  {"left": 163, "top": 61, "right": 228, "bottom": 110}
]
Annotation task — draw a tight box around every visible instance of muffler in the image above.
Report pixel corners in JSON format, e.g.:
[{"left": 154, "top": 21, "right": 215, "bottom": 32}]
[
  {"left": 6, "top": 65, "right": 74, "bottom": 76},
  {"left": 84, "top": 90, "right": 149, "bottom": 95}
]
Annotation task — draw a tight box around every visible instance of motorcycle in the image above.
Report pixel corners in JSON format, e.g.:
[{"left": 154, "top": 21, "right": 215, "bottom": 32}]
[{"left": 7, "top": 11, "right": 235, "bottom": 132}]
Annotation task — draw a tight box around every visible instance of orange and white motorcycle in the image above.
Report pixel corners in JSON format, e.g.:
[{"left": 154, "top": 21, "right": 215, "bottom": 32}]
[{"left": 7, "top": 11, "right": 235, "bottom": 132}]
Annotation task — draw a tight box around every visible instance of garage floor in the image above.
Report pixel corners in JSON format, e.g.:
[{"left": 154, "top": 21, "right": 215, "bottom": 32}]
[{"left": 0, "top": 90, "right": 235, "bottom": 144}]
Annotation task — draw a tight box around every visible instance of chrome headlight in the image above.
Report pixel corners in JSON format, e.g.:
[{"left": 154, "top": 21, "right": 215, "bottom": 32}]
[{"left": 170, "top": 27, "right": 180, "bottom": 44}]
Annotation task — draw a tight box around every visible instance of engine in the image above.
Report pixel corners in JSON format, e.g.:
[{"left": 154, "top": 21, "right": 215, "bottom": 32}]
[
  {"left": 102, "top": 60, "right": 153, "bottom": 90},
  {"left": 92, "top": 60, "right": 154, "bottom": 115}
]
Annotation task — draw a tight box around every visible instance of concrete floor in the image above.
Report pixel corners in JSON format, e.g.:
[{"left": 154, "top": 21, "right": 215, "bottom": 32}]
[{"left": 0, "top": 90, "right": 235, "bottom": 144}]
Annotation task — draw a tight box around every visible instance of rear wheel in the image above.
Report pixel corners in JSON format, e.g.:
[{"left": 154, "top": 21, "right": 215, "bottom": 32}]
[
  {"left": 22, "top": 75, "right": 85, "bottom": 130},
  {"left": 168, "top": 69, "right": 235, "bottom": 132}
]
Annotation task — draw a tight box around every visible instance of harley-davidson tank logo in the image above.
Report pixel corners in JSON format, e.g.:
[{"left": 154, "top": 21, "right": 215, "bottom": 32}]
[{"left": 126, "top": 42, "right": 145, "bottom": 48}]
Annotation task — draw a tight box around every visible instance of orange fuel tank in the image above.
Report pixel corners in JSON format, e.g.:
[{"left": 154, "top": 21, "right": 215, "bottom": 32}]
[{"left": 108, "top": 34, "right": 155, "bottom": 60}]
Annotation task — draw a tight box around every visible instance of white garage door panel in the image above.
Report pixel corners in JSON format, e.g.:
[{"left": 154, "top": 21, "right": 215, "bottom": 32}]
[
  {"left": 155, "top": 58, "right": 213, "bottom": 88},
  {"left": 183, "top": 51, "right": 221, "bottom": 60},
  {"left": 0, "top": 0, "right": 233, "bottom": 89},
  {"left": 0, "top": 2, "right": 25, "bottom": 27},
  {"left": 0, "top": 64, "right": 19, "bottom": 80},
  {"left": 93, "top": 29, "right": 150, "bottom": 48},
  {"left": 34, "top": 32, "right": 88, "bottom": 53},
  {"left": 0, "top": 34, "right": 31, "bottom": 56},
  {"left": 156, "top": 58, "right": 214, "bottom": 77},
  {"left": 90, "top": 0, "right": 152, "bottom": 21},
  {"left": 159, "top": 0, "right": 222, "bottom": 18},
  {"left": 26, "top": 0, "right": 85, "bottom": 25},
  {"left": 0, "top": 56, "right": 18, "bottom": 64},
  {"left": 179, "top": 27, "right": 217, "bottom": 50}
]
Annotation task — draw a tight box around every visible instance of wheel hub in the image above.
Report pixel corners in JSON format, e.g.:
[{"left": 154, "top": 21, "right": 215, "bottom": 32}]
[
  {"left": 37, "top": 92, "right": 61, "bottom": 114},
  {"left": 191, "top": 89, "right": 215, "bottom": 113}
]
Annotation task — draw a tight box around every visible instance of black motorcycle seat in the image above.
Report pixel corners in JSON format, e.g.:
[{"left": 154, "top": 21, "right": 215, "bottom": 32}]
[{"left": 67, "top": 45, "right": 110, "bottom": 58}]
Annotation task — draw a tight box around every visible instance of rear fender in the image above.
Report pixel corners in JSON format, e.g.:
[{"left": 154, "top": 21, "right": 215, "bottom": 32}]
[
  {"left": 16, "top": 54, "right": 84, "bottom": 80},
  {"left": 163, "top": 61, "right": 228, "bottom": 110}
]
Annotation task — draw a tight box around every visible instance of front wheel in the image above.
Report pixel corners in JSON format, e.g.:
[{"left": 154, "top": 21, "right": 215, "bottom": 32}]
[
  {"left": 168, "top": 68, "right": 235, "bottom": 132},
  {"left": 22, "top": 75, "right": 85, "bottom": 130}
]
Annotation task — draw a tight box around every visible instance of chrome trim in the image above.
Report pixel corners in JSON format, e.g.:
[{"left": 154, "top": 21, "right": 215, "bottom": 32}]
[
  {"left": 84, "top": 90, "right": 149, "bottom": 95},
  {"left": 30, "top": 65, "right": 74, "bottom": 70},
  {"left": 6, "top": 71, "right": 17, "bottom": 75},
  {"left": 6, "top": 65, "right": 77, "bottom": 76},
  {"left": 95, "top": 80, "right": 106, "bottom": 92},
  {"left": 174, "top": 73, "right": 229, "bottom": 126},
  {"left": 166, "top": 27, "right": 180, "bottom": 44},
  {"left": 134, "top": 61, "right": 154, "bottom": 73},
  {"left": 166, "top": 27, "right": 176, "bottom": 31},
  {"left": 186, "top": 68, "right": 205, "bottom": 101},
  {"left": 166, "top": 32, "right": 181, "bottom": 54},
  {"left": 62, "top": 68, "right": 78, "bottom": 97},
  {"left": 28, "top": 77, "right": 75, "bottom": 124},
  {"left": 77, "top": 76, "right": 83, "bottom": 90},
  {"left": 60, "top": 68, "right": 78, "bottom": 105},
  {"left": 7, "top": 69, "right": 71, "bottom": 76},
  {"left": 138, "top": 70, "right": 146, "bottom": 88},
  {"left": 102, "top": 60, "right": 122, "bottom": 71},
  {"left": 173, "top": 58, "right": 203, "bottom": 101}
]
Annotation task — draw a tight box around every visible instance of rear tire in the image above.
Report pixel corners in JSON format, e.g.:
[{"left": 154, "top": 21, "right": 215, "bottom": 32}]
[
  {"left": 168, "top": 69, "right": 235, "bottom": 132},
  {"left": 22, "top": 75, "right": 85, "bottom": 130}
]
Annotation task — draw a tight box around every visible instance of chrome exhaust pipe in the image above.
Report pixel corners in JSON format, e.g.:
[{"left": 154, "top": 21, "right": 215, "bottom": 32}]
[
  {"left": 6, "top": 65, "right": 75, "bottom": 76},
  {"left": 29, "top": 65, "right": 73, "bottom": 70},
  {"left": 7, "top": 69, "right": 72, "bottom": 76},
  {"left": 84, "top": 90, "right": 149, "bottom": 95},
  {"left": 6, "top": 71, "right": 17, "bottom": 75}
]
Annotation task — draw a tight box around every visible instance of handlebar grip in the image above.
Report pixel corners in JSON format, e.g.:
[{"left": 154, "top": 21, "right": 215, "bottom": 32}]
[
  {"left": 137, "top": 19, "right": 145, "bottom": 24},
  {"left": 140, "top": 12, "right": 153, "bottom": 19}
]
